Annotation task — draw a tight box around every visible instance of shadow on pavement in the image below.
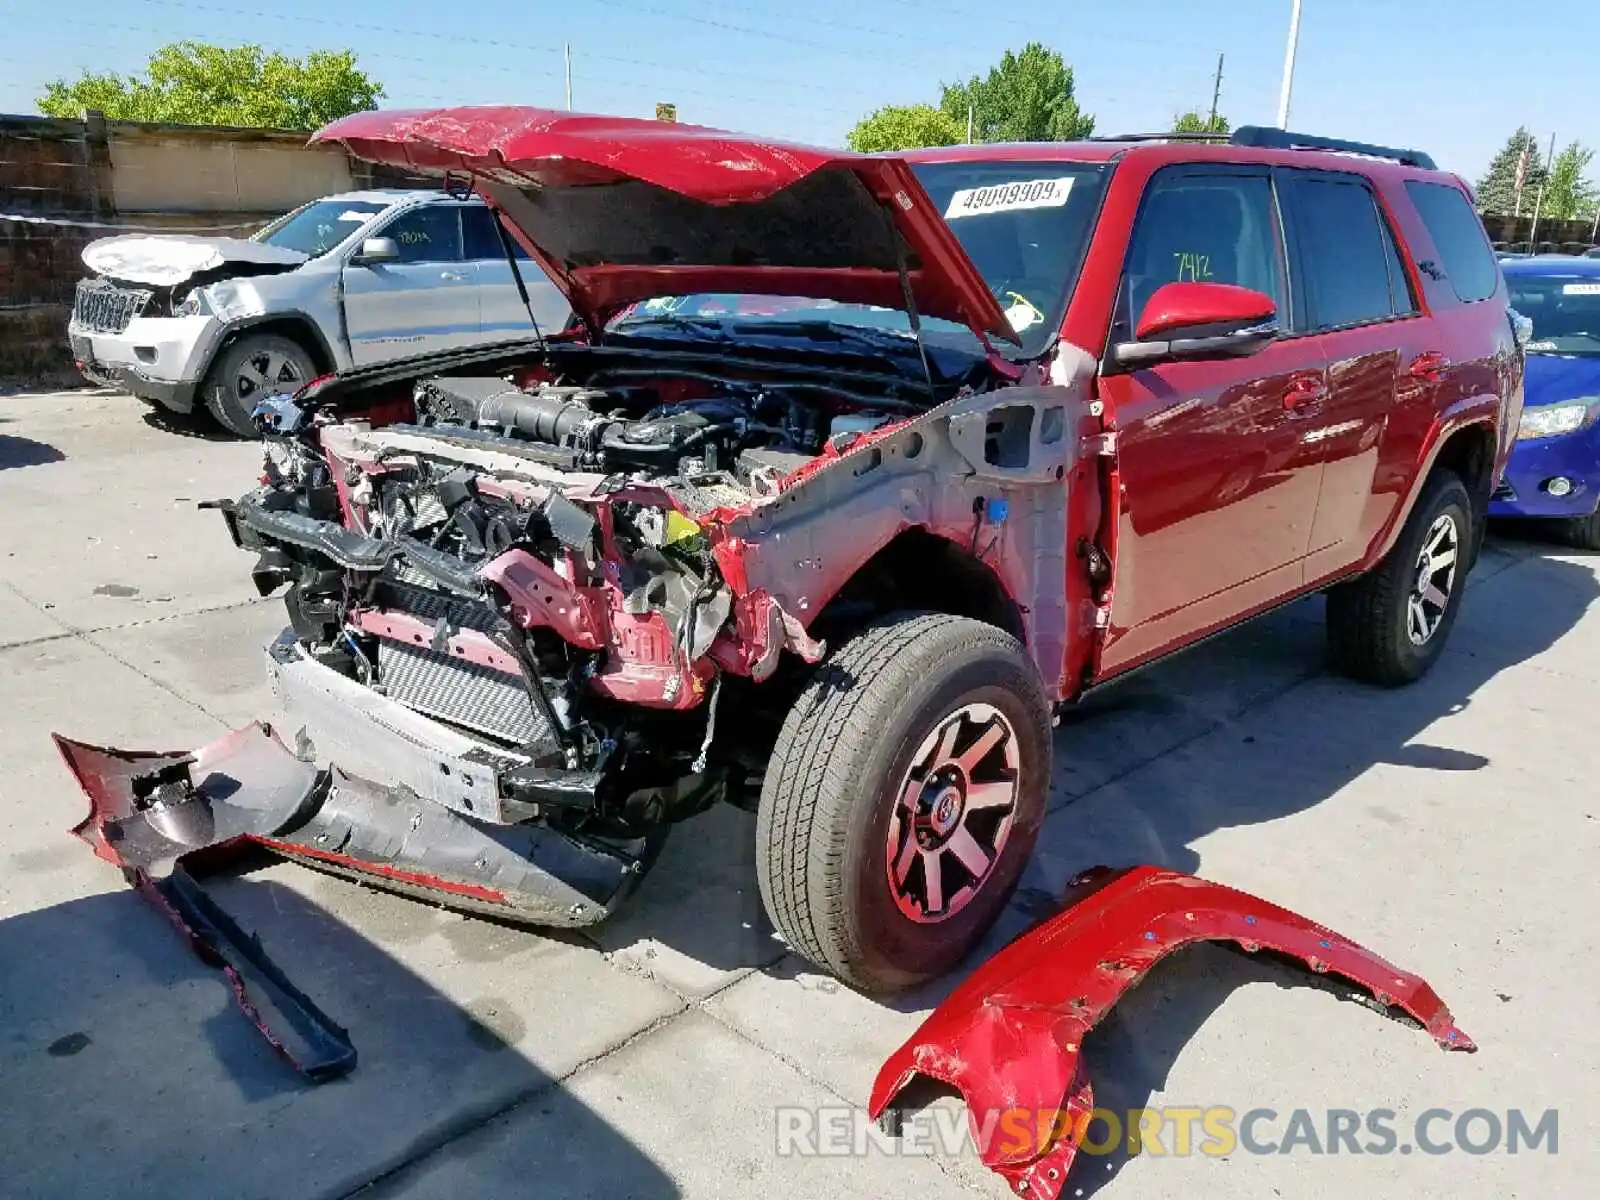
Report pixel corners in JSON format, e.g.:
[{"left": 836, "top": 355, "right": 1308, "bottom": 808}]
[
  {"left": 0, "top": 434, "right": 66, "bottom": 470},
  {"left": 598, "top": 547, "right": 1594, "bottom": 1192},
  {"left": 0, "top": 873, "right": 678, "bottom": 1200},
  {"left": 140, "top": 405, "right": 241, "bottom": 442}
]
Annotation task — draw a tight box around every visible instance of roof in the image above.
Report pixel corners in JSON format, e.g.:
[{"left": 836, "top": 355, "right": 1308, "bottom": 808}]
[
  {"left": 316, "top": 187, "right": 468, "bottom": 206},
  {"left": 900, "top": 137, "right": 1455, "bottom": 183}
]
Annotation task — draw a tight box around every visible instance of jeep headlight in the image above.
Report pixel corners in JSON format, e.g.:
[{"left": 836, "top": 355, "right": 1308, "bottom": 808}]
[
  {"left": 1517, "top": 400, "right": 1599, "bottom": 440},
  {"left": 175, "top": 289, "right": 208, "bottom": 317}
]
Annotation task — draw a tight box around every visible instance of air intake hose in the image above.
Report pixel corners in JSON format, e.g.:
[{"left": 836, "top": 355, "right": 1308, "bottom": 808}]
[{"left": 474, "top": 388, "right": 607, "bottom": 445}]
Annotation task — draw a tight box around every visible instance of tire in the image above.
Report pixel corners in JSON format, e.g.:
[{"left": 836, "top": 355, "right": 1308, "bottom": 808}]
[
  {"left": 756, "top": 612, "right": 1051, "bottom": 994},
  {"left": 201, "top": 333, "right": 314, "bottom": 438},
  {"left": 1562, "top": 509, "right": 1600, "bottom": 551},
  {"left": 1327, "top": 469, "right": 1475, "bottom": 685}
]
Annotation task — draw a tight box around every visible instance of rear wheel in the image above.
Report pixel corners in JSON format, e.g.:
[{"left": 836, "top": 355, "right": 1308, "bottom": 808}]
[
  {"left": 201, "top": 333, "right": 313, "bottom": 438},
  {"left": 1327, "top": 469, "right": 1474, "bottom": 685},
  {"left": 756, "top": 612, "right": 1050, "bottom": 993}
]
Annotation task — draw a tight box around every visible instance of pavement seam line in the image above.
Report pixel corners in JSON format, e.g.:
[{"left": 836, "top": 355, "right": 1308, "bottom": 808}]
[
  {"left": 0, "top": 631, "right": 77, "bottom": 652},
  {"left": 0, "top": 573, "right": 275, "bottom": 637},
  {"left": 71, "top": 595, "right": 277, "bottom": 635},
  {"left": 699, "top": 1005, "right": 993, "bottom": 1196},
  {"left": 75, "top": 629, "right": 232, "bottom": 730},
  {"left": 330, "top": 1001, "right": 691, "bottom": 1199}
]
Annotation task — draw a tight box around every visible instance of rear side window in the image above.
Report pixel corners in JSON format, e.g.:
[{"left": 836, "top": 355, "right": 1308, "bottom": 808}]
[
  {"left": 1116, "top": 169, "right": 1287, "bottom": 338},
  {"left": 463, "top": 205, "right": 530, "bottom": 261},
  {"left": 1286, "top": 174, "right": 1412, "bottom": 330},
  {"left": 1405, "top": 181, "right": 1499, "bottom": 302}
]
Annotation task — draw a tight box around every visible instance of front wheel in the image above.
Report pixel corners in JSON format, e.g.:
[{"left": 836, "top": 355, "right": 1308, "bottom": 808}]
[
  {"left": 1562, "top": 508, "right": 1600, "bottom": 551},
  {"left": 756, "top": 613, "right": 1051, "bottom": 994},
  {"left": 1327, "top": 469, "right": 1475, "bottom": 685},
  {"left": 201, "top": 333, "right": 313, "bottom": 438}
]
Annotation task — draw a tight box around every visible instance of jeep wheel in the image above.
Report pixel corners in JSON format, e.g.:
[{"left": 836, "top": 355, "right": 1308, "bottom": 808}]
[
  {"left": 1562, "top": 509, "right": 1600, "bottom": 551},
  {"left": 202, "top": 333, "right": 313, "bottom": 438},
  {"left": 756, "top": 612, "right": 1050, "bottom": 993},
  {"left": 1327, "top": 469, "right": 1474, "bottom": 685}
]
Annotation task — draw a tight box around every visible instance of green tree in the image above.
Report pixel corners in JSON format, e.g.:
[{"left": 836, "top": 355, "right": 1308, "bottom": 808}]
[
  {"left": 938, "top": 43, "right": 1094, "bottom": 143},
  {"left": 38, "top": 42, "right": 383, "bottom": 131},
  {"left": 1173, "top": 110, "right": 1229, "bottom": 134},
  {"left": 1539, "top": 141, "right": 1598, "bottom": 222},
  {"left": 1476, "top": 127, "right": 1547, "bottom": 216},
  {"left": 846, "top": 103, "right": 964, "bottom": 153}
]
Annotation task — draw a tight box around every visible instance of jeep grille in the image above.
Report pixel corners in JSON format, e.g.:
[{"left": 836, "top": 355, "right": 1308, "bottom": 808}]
[{"left": 73, "top": 278, "right": 153, "bottom": 334}]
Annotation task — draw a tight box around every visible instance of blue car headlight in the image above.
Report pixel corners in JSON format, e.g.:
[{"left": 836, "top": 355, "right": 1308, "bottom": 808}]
[{"left": 1517, "top": 398, "right": 1600, "bottom": 440}]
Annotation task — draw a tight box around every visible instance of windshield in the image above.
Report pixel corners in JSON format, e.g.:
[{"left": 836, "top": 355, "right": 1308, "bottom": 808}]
[
  {"left": 252, "top": 200, "right": 388, "bottom": 258},
  {"left": 609, "top": 158, "right": 1109, "bottom": 359},
  {"left": 1508, "top": 274, "right": 1600, "bottom": 357}
]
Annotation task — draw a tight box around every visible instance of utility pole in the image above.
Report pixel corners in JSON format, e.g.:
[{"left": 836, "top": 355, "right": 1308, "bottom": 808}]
[
  {"left": 564, "top": 43, "right": 572, "bottom": 110},
  {"left": 1276, "top": 0, "right": 1303, "bottom": 128},
  {"left": 966, "top": 102, "right": 974, "bottom": 144},
  {"left": 1513, "top": 140, "right": 1531, "bottom": 220},
  {"left": 1209, "top": 52, "right": 1224, "bottom": 131},
  {"left": 1528, "top": 130, "right": 1557, "bottom": 250}
]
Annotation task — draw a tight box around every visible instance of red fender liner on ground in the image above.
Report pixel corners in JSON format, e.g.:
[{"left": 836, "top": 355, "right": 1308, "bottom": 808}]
[{"left": 868, "top": 865, "right": 1476, "bottom": 1199}]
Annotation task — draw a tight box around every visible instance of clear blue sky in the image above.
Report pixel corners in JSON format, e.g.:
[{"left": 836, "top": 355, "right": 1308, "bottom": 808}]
[{"left": 0, "top": 0, "right": 1593, "bottom": 181}]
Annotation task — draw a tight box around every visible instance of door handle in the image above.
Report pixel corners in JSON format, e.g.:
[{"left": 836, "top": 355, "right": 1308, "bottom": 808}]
[
  {"left": 440, "top": 270, "right": 469, "bottom": 281},
  {"left": 1406, "top": 351, "right": 1449, "bottom": 382},
  {"left": 1282, "top": 372, "right": 1328, "bottom": 411}
]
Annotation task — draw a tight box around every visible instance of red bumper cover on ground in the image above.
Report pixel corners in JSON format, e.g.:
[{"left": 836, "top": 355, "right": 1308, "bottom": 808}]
[{"left": 869, "top": 865, "right": 1475, "bottom": 1199}]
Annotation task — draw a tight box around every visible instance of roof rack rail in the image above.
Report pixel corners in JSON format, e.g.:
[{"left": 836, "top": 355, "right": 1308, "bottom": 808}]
[
  {"left": 1229, "top": 126, "right": 1436, "bottom": 170},
  {"left": 1087, "top": 131, "right": 1231, "bottom": 144}
]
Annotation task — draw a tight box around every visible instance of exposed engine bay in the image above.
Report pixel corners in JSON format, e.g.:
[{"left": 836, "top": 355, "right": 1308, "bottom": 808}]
[{"left": 228, "top": 357, "right": 937, "bottom": 846}]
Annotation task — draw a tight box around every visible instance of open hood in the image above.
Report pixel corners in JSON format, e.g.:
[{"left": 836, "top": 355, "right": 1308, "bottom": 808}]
[
  {"left": 81, "top": 235, "right": 308, "bottom": 288},
  {"left": 311, "top": 107, "right": 1017, "bottom": 344}
]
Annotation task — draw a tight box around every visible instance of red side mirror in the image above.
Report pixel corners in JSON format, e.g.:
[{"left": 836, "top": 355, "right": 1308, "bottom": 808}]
[{"left": 1135, "top": 281, "right": 1277, "bottom": 342}]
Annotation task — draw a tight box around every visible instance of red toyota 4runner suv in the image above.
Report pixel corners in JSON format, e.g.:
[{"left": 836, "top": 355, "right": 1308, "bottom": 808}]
[{"left": 182, "top": 110, "right": 1520, "bottom": 993}]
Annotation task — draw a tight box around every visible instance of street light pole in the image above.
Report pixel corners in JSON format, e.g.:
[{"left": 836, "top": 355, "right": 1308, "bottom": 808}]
[{"left": 1276, "top": 0, "right": 1303, "bottom": 128}]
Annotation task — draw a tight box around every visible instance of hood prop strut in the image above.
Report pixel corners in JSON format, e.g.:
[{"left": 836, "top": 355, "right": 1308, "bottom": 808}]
[
  {"left": 486, "top": 191, "right": 548, "bottom": 351},
  {"left": 882, "top": 202, "right": 938, "bottom": 403}
]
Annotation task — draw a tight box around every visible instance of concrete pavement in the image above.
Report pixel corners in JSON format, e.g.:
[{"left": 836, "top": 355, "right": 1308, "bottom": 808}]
[{"left": 1, "top": 388, "right": 1593, "bottom": 1198}]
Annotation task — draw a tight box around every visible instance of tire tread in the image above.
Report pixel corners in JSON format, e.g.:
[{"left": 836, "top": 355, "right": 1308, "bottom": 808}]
[{"left": 756, "top": 612, "right": 1045, "bottom": 987}]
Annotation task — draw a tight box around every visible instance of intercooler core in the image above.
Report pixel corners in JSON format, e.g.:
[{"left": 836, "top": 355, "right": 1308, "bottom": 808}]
[
  {"left": 376, "top": 640, "right": 549, "bottom": 747},
  {"left": 369, "top": 572, "right": 550, "bottom": 747}
]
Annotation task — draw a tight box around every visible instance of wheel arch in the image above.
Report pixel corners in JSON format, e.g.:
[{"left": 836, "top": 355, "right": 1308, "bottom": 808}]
[
  {"left": 213, "top": 313, "right": 336, "bottom": 376},
  {"left": 812, "top": 527, "right": 1028, "bottom": 645},
  {"left": 1367, "top": 418, "right": 1498, "bottom": 568}
]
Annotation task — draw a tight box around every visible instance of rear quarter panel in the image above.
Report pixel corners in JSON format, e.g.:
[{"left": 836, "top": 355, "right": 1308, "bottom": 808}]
[{"left": 1349, "top": 173, "right": 1521, "bottom": 572}]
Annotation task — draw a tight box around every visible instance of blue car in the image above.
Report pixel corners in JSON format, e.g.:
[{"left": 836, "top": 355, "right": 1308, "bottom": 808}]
[{"left": 1494, "top": 256, "right": 1600, "bottom": 548}]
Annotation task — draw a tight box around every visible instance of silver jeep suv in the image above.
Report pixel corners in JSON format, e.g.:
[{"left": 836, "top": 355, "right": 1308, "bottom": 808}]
[{"left": 68, "top": 189, "right": 571, "bottom": 435}]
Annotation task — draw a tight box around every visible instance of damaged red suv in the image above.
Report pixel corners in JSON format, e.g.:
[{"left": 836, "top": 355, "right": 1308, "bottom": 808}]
[{"left": 61, "top": 110, "right": 1521, "bottom": 994}]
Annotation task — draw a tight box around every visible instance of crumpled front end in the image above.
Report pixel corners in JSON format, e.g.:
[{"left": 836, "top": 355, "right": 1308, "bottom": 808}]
[
  {"left": 869, "top": 866, "right": 1476, "bottom": 1199},
  {"left": 213, "top": 340, "right": 1099, "bottom": 857}
]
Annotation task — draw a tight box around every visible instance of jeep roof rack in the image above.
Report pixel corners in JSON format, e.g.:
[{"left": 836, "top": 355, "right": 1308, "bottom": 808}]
[
  {"left": 1229, "top": 125, "right": 1437, "bottom": 170},
  {"left": 1087, "top": 131, "right": 1232, "bottom": 144}
]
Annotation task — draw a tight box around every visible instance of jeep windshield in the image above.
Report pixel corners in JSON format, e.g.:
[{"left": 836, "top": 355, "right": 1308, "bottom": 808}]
[
  {"left": 252, "top": 199, "right": 388, "bottom": 258},
  {"left": 609, "top": 160, "right": 1110, "bottom": 360},
  {"left": 1508, "top": 274, "right": 1600, "bottom": 356}
]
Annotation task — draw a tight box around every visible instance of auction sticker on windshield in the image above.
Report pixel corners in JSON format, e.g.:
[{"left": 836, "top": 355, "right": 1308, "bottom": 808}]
[
  {"left": 1563, "top": 283, "right": 1600, "bottom": 295},
  {"left": 946, "top": 178, "right": 1074, "bottom": 219}
]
